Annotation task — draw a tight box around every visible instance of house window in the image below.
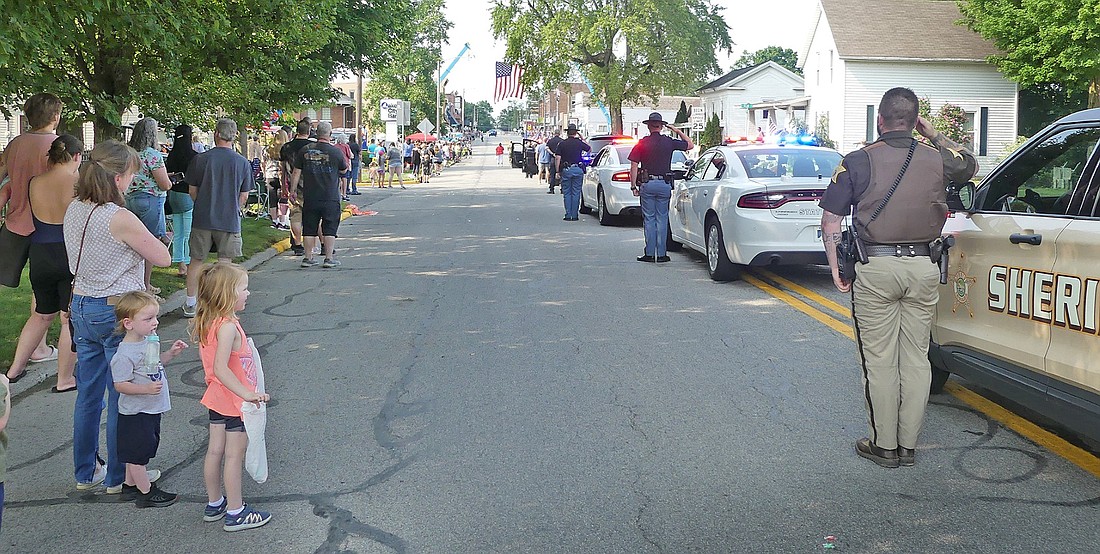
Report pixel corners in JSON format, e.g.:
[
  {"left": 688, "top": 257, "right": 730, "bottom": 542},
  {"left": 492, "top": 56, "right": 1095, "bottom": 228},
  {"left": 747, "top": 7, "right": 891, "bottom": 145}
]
[
  {"left": 980, "top": 107, "right": 989, "bottom": 156},
  {"left": 321, "top": 107, "right": 332, "bottom": 121},
  {"left": 815, "top": 51, "right": 820, "bottom": 86},
  {"left": 866, "top": 105, "right": 875, "bottom": 143},
  {"left": 964, "top": 112, "right": 976, "bottom": 152},
  {"left": 829, "top": 50, "right": 834, "bottom": 83},
  {"left": 306, "top": 108, "right": 318, "bottom": 120}
]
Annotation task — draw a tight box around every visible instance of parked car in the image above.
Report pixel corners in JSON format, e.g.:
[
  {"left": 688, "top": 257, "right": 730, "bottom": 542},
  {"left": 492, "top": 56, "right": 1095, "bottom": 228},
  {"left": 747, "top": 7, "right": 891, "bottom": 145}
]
[
  {"left": 581, "top": 134, "right": 633, "bottom": 168},
  {"left": 929, "top": 108, "right": 1100, "bottom": 445},
  {"left": 580, "top": 142, "right": 688, "bottom": 225},
  {"left": 488, "top": 129, "right": 497, "bottom": 136},
  {"left": 669, "top": 142, "right": 842, "bottom": 280}
]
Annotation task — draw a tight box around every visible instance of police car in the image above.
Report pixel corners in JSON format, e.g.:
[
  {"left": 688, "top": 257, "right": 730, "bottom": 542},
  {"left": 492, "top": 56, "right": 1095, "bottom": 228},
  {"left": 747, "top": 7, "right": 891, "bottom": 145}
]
[
  {"left": 930, "top": 108, "right": 1100, "bottom": 444},
  {"left": 669, "top": 136, "right": 842, "bottom": 280}
]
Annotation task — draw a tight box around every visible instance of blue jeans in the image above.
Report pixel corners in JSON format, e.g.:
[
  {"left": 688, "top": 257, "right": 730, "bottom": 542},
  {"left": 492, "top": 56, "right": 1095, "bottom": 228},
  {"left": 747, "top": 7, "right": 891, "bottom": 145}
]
[
  {"left": 640, "top": 180, "right": 672, "bottom": 257},
  {"left": 70, "top": 294, "right": 124, "bottom": 487},
  {"left": 126, "top": 192, "right": 167, "bottom": 239},
  {"left": 168, "top": 191, "right": 193, "bottom": 264},
  {"left": 350, "top": 160, "right": 361, "bottom": 192},
  {"left": 560, "top": 165, "right": 584, "bottom": 219}
]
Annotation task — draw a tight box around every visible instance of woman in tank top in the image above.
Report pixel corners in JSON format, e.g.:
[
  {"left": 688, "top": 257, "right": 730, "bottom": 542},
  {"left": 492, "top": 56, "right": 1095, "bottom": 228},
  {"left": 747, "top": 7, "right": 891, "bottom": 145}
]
[
  {"left": 4, "top": 135, "right": 83, "bottom": 392},
  {"left": 64, "top": 140, "right": 171, "bottom": 491}
]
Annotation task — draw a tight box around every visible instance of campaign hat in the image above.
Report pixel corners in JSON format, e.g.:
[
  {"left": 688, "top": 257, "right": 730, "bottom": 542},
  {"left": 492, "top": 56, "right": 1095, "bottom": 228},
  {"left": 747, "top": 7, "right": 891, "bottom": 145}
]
[{"left": 642, "top": 112, "right": 667, "bottom": 125}]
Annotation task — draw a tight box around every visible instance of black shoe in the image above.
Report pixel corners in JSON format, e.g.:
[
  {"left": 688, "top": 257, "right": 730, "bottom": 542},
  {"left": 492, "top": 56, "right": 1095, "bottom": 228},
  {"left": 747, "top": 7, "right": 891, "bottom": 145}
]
[
  {"left": 855, "top": 438, "right": 899, "bottom": 468},
  {"left": 547, "top": 190, "right": 554, "bottom": 194},
  {"left": 291, "top": 245, "right": 305, "bottom": 256},
  {"left": 655, "top": 256, "right": 671, "bottom": 263},
  {"left": 119, "top": 484, "right": 139, "bottom": 502},
  {"left": 135, "top": 484, "right": 179, "bottom": 508},
  {"left": 897, "top": 446, "right": 915, "bottom": 466},
  {"left": 636, "top": 255, "right": 656, "bottom": 263},
  {"left": 563, "top": 216, "right": 570, "bottom": 221}
]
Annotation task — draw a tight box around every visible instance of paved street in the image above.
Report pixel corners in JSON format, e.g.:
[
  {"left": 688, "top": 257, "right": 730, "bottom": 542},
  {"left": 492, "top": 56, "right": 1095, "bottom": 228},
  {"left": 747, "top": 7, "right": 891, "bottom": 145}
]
[{"left": 4, "top": 139, "right": 1099, "bottom": 553}]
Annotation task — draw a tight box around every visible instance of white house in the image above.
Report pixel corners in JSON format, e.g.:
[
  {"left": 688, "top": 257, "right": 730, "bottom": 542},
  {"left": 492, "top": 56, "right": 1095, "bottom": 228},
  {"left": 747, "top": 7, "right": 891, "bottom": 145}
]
[
  {"left": 801, "top": 0, "right": 1017, "bottom": 169},
  {"left": 696, "top": 61, "right": 806, "bottom": 138},
  {"left": 571, "top": 93, "right": 701, "bottom": 137}
]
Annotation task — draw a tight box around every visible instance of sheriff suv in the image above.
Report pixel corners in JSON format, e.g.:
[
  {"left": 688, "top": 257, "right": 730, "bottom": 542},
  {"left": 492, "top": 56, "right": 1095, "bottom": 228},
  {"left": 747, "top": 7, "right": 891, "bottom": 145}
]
[{"left": 930, "top": 108, "right": 1100, "bottom": 445}]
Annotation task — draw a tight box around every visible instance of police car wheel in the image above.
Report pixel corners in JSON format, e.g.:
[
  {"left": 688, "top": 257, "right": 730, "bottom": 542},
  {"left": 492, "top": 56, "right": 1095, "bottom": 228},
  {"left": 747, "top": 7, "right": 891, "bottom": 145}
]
[
  {"left": 705, "top": 219, "right": 740, "bottom": 281},
  {"left": 930, "top": 366, "right": 951, "bottom": 394},
  {"left": 579, "top": 193, "right": 592, "bottom": 215},
  {"left": 666, "top": 222, "right": 682, "bottom": 252},
  {"left": 597, "top": 188, "right": 615, "bottom": 226}
]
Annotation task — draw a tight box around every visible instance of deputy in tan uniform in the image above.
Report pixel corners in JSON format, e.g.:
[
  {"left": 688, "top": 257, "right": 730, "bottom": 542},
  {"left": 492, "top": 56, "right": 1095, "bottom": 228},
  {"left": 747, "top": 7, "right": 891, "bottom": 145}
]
[{"left": 819, "top": 87, "right": 977, "bottom": 468}]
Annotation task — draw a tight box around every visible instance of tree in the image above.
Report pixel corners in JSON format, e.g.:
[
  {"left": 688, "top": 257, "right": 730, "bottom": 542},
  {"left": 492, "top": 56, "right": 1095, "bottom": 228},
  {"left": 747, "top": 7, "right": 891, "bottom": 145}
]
[
  {"left": 958, "top": 0, "right": 1100, "bottom": 108},
  {"left": 1018, "top": 83, "right": 1089, "bottom": 135},
  {"left": 465, "top": 100, "right": 496, "bottom": 131},
  {"left": 815, "top": 113, "right": 836, "bottom": 149},
  {"left": 733, "top": 46, "right": 801, "bottom": 75},
  {"left": 674, "top": 100, "right": 690, "bottom": 125},
  {"left": 700, "top": 114, "right": 722, "bottom": 151},
  {"left": 497, "top": 100, "right": 527, "bottom": 131},
  {"left": 491, "top": 0, "right": 731, "bottom": 134}
]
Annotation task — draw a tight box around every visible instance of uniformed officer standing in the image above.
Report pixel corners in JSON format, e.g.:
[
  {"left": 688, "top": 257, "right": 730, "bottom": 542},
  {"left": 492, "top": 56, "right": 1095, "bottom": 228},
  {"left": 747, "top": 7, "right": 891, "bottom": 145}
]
[
  {"left": 546, "top": 128, "right": 563, "bottom": 194},
  {"left": 628, "top": 112, "right": 693, "bottom": 262},
  {"left": 819, "top": 87, "right": 977, "bottom": 468},
  {"left": 555, "top": 123, "right": 590, "bottom": 221}
]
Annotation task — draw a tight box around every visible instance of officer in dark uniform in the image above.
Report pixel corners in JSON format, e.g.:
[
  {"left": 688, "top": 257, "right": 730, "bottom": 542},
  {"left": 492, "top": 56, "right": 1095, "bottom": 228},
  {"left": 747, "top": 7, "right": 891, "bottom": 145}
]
[
  {"left": 555, "top": 123, "right": 590, "bottom": 221},
  {"left": 546, "top": 128, "right": 563, "bottom": 194},
  {"left": 819, "top": 87, "right": 977, "bottom": 468},
  {"left": 628, "top": 112, "right": 693, "bottom": 262}
]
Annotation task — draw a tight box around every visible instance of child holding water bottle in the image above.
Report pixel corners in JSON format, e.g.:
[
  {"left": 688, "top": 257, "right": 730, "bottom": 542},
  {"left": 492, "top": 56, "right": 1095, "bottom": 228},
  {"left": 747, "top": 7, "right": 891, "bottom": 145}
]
[{"left": 110, "top": 290, "right": 188, "bottom": 507}]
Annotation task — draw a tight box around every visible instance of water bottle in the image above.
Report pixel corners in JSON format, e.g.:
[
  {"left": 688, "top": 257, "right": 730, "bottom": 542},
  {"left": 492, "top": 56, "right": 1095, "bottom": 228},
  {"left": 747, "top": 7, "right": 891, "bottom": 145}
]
[{"left": 143, "top": 332, "right": 161, "bottom": 376}]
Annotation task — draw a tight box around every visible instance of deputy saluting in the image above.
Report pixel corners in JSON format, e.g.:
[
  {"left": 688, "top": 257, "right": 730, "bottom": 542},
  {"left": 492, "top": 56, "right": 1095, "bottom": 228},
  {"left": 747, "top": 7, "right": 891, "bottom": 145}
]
[
  {"left": 819, "top": 87, "right": 977, "bottom": 469},
  {"left": 628, "top": 112, "right": 693, "bottom": 263}
]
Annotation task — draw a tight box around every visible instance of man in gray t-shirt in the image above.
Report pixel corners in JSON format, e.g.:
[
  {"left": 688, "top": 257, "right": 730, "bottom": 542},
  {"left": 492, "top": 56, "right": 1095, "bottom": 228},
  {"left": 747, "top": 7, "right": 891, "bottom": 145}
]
[{"left": 182, "top": 118, "right": 253, "bottom": 318}]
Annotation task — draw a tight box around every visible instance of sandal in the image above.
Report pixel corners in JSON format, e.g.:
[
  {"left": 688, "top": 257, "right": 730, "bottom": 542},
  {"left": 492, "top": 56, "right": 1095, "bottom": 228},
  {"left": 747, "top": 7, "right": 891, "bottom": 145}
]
[
  {"left": 29, "top": 345, "right": 59, "bottom": 363},
  {"left": 147, "top": 286, "right": 162, "bottom": 295},
  {"left": 7, "top": 369, "right": 29, "bottom": 384}
]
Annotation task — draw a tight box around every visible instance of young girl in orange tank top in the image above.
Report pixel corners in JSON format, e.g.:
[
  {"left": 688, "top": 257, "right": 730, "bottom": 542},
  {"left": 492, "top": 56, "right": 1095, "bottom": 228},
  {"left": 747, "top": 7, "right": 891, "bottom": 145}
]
[{"left": 189, "top": 262, "right": 272, "bottom": 532}]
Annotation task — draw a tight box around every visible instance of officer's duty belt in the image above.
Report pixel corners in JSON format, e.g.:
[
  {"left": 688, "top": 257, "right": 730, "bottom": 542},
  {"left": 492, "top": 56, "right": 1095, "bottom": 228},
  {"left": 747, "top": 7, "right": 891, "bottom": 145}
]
[{"left": 865, "top": 243, "right": 931, "bottom": 258}]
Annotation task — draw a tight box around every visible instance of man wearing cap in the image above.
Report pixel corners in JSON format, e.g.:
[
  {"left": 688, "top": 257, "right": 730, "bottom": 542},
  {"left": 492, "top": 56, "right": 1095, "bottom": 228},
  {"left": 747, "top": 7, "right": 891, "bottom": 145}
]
[
  {"left": 628, "top": 112, "right": 693, "bottom": 262},
  {"left": 555, "top": 123, "right": 590, "bottom": 221}
]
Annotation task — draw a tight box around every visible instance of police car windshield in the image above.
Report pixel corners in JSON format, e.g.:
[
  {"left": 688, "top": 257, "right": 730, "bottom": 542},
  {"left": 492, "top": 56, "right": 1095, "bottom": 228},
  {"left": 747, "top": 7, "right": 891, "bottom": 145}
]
[{"left": 736, "top": 149, "right": 841, "bottom": 179}]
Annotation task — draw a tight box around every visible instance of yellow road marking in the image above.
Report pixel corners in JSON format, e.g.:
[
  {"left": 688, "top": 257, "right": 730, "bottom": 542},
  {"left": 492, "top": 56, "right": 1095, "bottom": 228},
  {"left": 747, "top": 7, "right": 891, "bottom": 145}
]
[
  {"left": 746, "top": 270, "right": 1100, "bottom": 476},
  {"left": 742, "top": 274, "right": 854, "bottom": 340},
  {"left": 754, "top": 269, "right": 851, "bottom": 319},
  {"left": 945, "top": 381, "right": 1100, "bottom": 479}
]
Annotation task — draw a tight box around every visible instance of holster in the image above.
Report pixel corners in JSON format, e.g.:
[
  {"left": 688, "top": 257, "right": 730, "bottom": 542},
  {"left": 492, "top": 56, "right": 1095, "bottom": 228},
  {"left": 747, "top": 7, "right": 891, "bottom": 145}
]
[{"left": 837, "top": 229, "right": 867, "bottom": 283}]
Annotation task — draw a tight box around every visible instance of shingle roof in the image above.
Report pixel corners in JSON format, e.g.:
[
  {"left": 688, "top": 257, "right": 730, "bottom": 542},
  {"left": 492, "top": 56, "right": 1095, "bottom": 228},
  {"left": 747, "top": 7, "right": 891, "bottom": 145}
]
[
  {"left": 821, "top": 0, "right": 1000, "bottom": 61},
  {"left": 696, "top": 64, "right": 762, "bottom": 92}
]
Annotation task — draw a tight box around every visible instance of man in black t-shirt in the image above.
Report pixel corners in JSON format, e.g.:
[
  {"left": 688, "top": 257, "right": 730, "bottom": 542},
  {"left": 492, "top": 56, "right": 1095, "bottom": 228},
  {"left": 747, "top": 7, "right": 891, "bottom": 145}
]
[
  {"left": 555, "top": 123, "right": 590, "bottom": 221},
  {"left": 289, "top": 122, "right": 348, "bottom": 268},
  {"left": 546, "top": 128, "right": 563, "bottom": 194},
  {"left": 279, "top": 118, "right": 314, "bottom": 255}
]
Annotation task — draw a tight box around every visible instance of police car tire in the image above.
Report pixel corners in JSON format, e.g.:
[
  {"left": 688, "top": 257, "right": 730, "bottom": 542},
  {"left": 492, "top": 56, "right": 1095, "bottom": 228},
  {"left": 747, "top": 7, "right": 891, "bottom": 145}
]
[
  {"left": 930, "top": 366, "right": 950, "bottom": 394},
  {"left": 597, "top": 188, "right": 615, "bottom": 226},
  {"left": 579, "top": 193, "right": 592, "bottom": 214},
  {"left": 666, "top": 222, "right": 682, "bottom": 252},
  {"left": 705, "top": 219, "right": 740, "bottom": 281}
]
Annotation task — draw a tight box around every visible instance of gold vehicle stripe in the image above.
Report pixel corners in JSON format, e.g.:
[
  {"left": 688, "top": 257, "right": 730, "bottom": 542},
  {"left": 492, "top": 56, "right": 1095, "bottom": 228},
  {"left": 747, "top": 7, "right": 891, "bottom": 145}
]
[{"left": 743, "top": 269, "right": 1100, "bottom": 478}]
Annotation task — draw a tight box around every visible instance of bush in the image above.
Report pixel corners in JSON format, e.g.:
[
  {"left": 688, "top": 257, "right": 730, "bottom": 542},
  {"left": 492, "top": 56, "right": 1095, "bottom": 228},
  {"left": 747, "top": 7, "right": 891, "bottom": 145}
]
[{"left": 700, "top": 114, "right": 722, "bottom": 151}]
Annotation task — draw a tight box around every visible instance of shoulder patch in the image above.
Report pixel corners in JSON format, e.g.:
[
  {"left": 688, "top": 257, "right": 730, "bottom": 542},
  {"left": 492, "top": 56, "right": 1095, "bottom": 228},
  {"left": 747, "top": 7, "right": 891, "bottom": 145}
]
[{"left": 831, "top": 162, "right": 847, "bottom": 184}]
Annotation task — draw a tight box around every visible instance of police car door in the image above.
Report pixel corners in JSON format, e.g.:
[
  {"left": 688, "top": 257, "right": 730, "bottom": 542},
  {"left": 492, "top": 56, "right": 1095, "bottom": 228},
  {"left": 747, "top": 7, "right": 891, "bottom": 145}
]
[
  {"left": 673, "top": 150, "right": 715, "bottom": 248},
  {"left": 1044, "top": 131, "right": 1100, "bottom": 400},
  {"left": 937, "top": 127, "right": 1091, "bottom": 378}
]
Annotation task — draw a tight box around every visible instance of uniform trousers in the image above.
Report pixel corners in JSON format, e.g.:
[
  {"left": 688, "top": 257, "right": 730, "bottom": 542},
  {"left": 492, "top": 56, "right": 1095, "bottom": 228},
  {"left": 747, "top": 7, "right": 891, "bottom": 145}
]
[
  {"left": 851, "top": 256, "right": 939, "bottom": 450},
  {"left": 560, "top": 165, "right": 584, "bottom": 219},
  {"left": 639, "top": 180, "right": 672, "bottom": 257}
]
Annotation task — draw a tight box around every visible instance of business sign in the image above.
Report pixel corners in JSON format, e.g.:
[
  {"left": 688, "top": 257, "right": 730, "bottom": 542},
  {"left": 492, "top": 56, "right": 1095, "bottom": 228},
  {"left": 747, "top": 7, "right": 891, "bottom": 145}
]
[{"left": 380, "top": 99, "right": 400, "bottom": 122}]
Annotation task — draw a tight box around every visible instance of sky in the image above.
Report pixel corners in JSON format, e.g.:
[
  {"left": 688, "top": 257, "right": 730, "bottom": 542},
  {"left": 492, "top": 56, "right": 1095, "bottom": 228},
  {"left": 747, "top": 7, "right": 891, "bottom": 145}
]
[{"left": 440, "top": 0, "right": 819, "bottom": 112}]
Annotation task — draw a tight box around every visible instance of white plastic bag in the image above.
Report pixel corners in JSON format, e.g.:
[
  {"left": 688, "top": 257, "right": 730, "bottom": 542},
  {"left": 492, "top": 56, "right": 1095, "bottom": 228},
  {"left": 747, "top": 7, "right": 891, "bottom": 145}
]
[{"left": 241, "top": 337, "right": 268, "bottom": 483}]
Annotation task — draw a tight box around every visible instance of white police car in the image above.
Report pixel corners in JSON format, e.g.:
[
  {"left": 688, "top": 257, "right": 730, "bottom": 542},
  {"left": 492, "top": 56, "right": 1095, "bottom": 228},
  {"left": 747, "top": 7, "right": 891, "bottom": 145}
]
[
  {"left": 930, "top": 108, "right": 1100, "bottom": 445},
  {"left": 669, "top": 137, "right": 842, "bottom": 280}
]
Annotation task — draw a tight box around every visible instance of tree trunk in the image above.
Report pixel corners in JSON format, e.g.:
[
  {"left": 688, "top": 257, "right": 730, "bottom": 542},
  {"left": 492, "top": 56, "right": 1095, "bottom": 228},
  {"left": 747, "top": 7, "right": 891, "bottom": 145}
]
[
  {"left": 93, "top": 113, "right": 123, "bottom": 144},
  {"left": 609, "top": 99, "right": 624, "bottom": 135},
  {"left": 1090, "top": 77, "right": 1100, "bottom": 109}
]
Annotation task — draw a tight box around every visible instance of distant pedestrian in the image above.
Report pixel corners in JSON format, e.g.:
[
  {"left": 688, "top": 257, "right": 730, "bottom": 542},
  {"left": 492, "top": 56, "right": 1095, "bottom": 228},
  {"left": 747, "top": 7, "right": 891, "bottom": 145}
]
[
  {"left": 546, "top": 128, "right": 563, "bottom": 193},
  {"left": 280, "top": 119, "right": 314, "bottom": 256},
  {"left": 289, "top": 122, "right": 348, "bottom": 268},
  {"left": 181, "top": 118, "right": 253, "bottom": 318},
  {"left": 348, "top": 133, "right": 362, "bottom": 195},
  {"left": 411, "top": 143, "right": 423, "bottom": 182},
  {"left": 110, "top": 290, "right": 187, "bottom": 508},
  {"left": 536, "top": 140, "right": 551, "bottom": 186},
  {"left": 264, "top": 130, "right": 289, "bottom": 229},
  {"left": 555, "top": 123, "right": 590, "bottom": 221},
  {"left": 190, "top": 262, "right": 272, "bottom": 531},
  {"left": 385, "top": 142, "right": 405, "bottom": 189},
  {"left": 126, "top": 117, "right": 174, "bottom": 297},
  {"left": 335, "top": 134, "right": 353, "bottom": 200},
  {"left": 165, "top": 125, "right": 199, "bottom": 277},
  {"left": 628, "top": 112, "right": 693, "bottom": 262},
  {"left": 495, "top": 143, "right": 504, "bottom": 165},
  {"left": 403, "top": 140, "right": 414, "bottom": 171}
]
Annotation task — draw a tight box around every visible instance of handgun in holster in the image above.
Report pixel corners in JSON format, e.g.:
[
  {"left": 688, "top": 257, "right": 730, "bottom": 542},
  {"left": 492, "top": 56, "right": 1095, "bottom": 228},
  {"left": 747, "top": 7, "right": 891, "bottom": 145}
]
[{"left": 929, "top": 235, "right": 955, "bottom": 284}]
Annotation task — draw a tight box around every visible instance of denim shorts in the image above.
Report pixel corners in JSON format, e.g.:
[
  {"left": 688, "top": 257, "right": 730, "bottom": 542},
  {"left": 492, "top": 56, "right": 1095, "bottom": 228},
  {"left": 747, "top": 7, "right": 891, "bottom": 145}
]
[{"left": 126, "top": 192, "right": 167, "bottom": 238}]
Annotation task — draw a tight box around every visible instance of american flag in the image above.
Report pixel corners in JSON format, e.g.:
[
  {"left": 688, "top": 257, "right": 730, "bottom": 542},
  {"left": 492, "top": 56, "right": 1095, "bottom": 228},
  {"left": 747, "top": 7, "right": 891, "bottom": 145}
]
[
  {"left": 494, "top": 62, "right": 525, "bottom": 103},
  {"left": 768, "top": 115, "right": 778, "bottom": 135}
]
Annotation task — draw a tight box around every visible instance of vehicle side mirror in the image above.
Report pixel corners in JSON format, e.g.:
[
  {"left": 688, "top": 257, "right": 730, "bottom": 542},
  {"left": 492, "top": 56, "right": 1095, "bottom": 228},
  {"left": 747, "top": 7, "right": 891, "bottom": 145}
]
[
  {"left": 947, "top": 181, "right": 976, "bottom": 211},
  {"left": 683, "top": 160, "right": 695, "bottom": 170}
]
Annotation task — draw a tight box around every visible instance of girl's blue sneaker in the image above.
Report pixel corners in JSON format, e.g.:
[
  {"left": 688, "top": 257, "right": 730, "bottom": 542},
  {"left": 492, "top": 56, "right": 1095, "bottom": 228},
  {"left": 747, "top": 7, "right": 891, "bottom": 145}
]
[
  {"left": 223, "top": 504, "right": 272, "bottom": 532},
  {"left": 203, "top": 497, "right": 228, "bottom": 522}
]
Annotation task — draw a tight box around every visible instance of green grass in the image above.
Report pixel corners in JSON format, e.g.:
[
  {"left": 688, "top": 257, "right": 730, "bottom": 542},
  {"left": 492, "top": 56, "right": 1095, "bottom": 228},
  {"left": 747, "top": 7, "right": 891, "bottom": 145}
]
[{"left": 0, "top": 216, "right": 289, "bottom": 367}]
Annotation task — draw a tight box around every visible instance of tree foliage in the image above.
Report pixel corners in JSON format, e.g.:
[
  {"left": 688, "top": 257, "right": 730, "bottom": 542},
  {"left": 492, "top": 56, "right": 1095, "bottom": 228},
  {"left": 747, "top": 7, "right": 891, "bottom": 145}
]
[
  {"left": 497, "top": 100, "right": 528, "bottom": 131},
  {"left": 674, "top": 100, "right": 690, "bottom": 124},
  {"left": 700, "top": 114, "right": 722, "bottom": 151},
  {"left": 0, "top": 0, "right": 420, "bottom": 142},
  {"left": 466, "top": 100, "right": 496, "bottom": 131},
  {"left": 958, "top": 0, "right": 1100, "bottom": 107},
  {"left": 733, "top": 46, "right": 801, "bottom": 75},
  {"left": 490, "top": 0, "right": 732, "bottom": 134}
]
